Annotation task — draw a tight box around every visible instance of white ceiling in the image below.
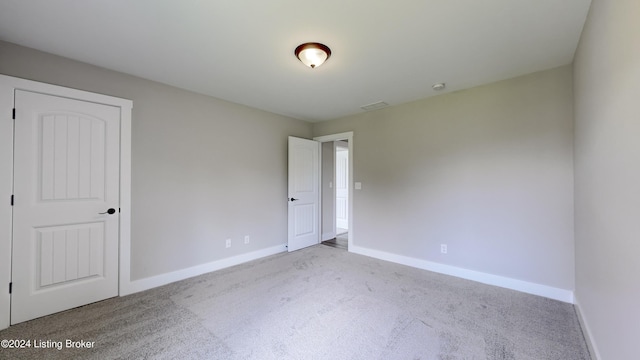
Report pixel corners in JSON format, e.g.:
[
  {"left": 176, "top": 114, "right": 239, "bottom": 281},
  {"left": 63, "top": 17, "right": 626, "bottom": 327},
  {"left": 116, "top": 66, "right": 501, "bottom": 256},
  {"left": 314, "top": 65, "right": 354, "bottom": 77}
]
[{"left": 0, "top": 0, "right": 591, "bottom": 122}]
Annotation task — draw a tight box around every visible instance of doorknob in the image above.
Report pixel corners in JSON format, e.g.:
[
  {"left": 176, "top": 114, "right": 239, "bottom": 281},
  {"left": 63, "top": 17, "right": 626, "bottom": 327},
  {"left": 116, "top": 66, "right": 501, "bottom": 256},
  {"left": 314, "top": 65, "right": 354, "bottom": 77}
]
[
  {"left": 99, "top": 208, "right": 116, "bottom": 215},
  {"left": 289, "top": 198, "right": 299, "bottom": 202}
]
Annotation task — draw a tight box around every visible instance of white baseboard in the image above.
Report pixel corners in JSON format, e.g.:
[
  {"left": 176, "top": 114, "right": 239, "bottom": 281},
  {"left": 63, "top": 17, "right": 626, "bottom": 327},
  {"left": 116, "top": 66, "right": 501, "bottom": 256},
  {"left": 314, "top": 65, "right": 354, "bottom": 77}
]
[
  {"left": 120, "top": 242, "right": 574, "bottom": 304},
  {"left": 574, "top": 297, "right": 601, "bottom": 360},
  {"left": 349, "top": 245, "right": 574, "bottom": 303},
  {"left": 322, "top": 232, "right": 336, "bottom": 241},
  {"left": 120, "top": 244, "right": 287, "bottom": 296}
]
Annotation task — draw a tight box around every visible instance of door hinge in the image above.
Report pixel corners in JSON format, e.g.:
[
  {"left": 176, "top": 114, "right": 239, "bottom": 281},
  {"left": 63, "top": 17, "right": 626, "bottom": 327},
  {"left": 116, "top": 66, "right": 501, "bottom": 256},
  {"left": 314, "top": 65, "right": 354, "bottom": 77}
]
[
  {"left": 12, "top": 108, "right": 15, "bottom": 119},
  {"left": 10, "top": 195, "right": 14, "bottom": 206},
  {"left": 9, "top": 282, "right": 12, "bottom": 294}
]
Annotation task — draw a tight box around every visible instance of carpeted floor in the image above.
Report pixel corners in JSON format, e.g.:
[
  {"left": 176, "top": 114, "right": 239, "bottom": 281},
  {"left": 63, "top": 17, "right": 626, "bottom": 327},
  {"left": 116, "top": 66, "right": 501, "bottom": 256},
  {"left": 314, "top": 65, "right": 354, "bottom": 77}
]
[{"left": 0, "top": 245, "right": 590, "bottom": 359}]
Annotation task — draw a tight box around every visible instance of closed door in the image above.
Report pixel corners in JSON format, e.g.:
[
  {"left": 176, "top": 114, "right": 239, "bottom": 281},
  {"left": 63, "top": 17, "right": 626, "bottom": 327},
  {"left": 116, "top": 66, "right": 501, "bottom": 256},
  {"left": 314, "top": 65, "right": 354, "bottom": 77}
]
[
  {"left": 335, "top": 146, "right": 349, "bottom": 230},
  {"left": 11, "top": 90, "right": 120, "bottom": 324},
  {"left": 287, "top": 136, "right": 320, "bottom": 252}
]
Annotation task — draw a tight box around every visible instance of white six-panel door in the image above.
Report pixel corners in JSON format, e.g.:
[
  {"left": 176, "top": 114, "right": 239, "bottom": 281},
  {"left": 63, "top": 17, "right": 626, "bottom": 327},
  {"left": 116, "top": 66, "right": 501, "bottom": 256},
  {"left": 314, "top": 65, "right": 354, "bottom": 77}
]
[
  {"left": 287, "top": 137, "right": 320, "bottom": 252},
  {"left": 11, "top": 90, "right": 121, "bottom": 324}
]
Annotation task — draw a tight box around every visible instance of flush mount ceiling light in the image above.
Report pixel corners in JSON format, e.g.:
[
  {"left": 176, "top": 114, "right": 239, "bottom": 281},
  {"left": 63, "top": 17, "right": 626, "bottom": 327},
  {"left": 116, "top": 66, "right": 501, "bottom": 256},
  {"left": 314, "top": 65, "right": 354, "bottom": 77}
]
[{"left": 295, "top": 42, "right": 331, "bottom": 68}]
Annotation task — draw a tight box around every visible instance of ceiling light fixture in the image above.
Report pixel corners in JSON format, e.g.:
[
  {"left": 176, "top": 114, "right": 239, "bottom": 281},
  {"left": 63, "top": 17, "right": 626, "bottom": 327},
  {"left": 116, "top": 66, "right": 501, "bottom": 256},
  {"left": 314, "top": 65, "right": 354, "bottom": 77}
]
[{"left": 295, "top": 42, "right": 331, "bottom": 69}]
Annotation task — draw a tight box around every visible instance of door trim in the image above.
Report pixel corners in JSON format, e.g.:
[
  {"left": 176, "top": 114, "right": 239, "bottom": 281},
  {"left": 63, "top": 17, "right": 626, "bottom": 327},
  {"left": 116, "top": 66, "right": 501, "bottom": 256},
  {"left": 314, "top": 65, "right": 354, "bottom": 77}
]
[
  {"left": 314, "top": 132, "right": 354, "bottom": 251},
  {"left": 0, "top": 74, "right": 132, "bottom": 330}
]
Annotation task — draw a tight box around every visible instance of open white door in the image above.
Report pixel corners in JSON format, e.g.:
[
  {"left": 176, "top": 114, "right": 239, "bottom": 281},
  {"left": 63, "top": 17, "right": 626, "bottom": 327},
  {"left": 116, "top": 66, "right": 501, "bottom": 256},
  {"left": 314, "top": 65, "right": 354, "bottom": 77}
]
[
  {"left": 11, "top": 90, "right": 120, "bottom": 324},
  {"left": 287, "top": 136, "right": 320, "bottom": 252}
]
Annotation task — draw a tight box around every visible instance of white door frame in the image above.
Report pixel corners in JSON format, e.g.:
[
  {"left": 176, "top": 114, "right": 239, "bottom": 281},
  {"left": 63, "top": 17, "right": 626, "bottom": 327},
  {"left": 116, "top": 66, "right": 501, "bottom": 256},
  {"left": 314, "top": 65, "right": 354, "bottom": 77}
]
[
  {"left": 314, "top": 132, "right": 354, "bottom": 250},
  {"left": 0, "top": 74, "right": 132, "bottom": 330}
]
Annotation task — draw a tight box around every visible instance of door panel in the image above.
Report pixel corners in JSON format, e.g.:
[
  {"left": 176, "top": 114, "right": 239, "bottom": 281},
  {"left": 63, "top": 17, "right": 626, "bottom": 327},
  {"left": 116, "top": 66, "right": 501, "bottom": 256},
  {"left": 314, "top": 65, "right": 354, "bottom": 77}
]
[
  {"left": 11, "top": 90, "right": 120, "bottom": 324},
  {"left": 287, "top": 137, "right": 320, "bottom": 252},
  {"left": 40, "top": 114, "right": 106, "bottom": 201},
  {"left": 36, "top": 223, "right": 105, "bottom": 287},
  {"left": 294, "top": 204, "right": 315, "bottom": 236}
]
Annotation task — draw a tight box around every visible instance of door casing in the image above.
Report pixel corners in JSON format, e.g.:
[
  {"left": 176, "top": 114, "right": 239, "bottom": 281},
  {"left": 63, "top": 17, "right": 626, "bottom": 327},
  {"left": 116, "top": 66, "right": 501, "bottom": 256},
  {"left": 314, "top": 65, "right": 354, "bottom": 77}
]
[{"left": 314, "top": 132, "right": 354, "bottom": 250}]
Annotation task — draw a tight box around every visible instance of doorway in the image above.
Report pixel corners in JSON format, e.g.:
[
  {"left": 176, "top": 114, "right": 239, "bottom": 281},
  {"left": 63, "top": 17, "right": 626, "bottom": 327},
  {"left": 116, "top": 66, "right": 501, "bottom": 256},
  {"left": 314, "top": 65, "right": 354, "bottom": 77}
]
[{"left": 315, "top": 132, "right": 353, "bottom": 251}]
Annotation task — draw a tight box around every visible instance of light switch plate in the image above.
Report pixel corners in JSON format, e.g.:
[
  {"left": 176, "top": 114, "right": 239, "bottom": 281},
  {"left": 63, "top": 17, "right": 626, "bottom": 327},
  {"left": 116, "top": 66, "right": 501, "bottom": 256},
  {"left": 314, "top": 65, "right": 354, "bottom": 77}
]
[{"left": 355, "top": 182, "right": 362, "bottom": 190}]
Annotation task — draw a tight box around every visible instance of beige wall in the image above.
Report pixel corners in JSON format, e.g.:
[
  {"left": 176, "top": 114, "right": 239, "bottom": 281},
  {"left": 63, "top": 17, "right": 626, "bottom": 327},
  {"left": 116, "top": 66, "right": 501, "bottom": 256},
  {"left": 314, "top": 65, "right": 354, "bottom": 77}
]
[
  {"left": 0, "top": 40, "right": 312, "bottom": 281},
  {"left": 573, "top": 0, "right": 640, "bottom": 358},
  {"left": 314, "top": 66, "right": 575, "bottom": 290},
  {"left": 321, "top": 141, "right": 336, "bottom": 239}
]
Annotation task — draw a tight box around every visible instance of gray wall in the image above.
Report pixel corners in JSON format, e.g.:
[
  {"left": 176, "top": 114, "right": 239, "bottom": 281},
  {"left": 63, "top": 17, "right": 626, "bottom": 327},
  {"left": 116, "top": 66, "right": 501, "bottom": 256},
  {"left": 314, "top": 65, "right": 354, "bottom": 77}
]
[
  {"left": 321, "top": 141, "right": 336, "bottom": 239},
  {"left": 573, "top": 0, "right": 640, "bottom": 358},
  {"left": 0, "top": 41, "right": 312, "bottom": 281},
  {"left": 313, "top": 66, "right": 575, "bottom": 290}
]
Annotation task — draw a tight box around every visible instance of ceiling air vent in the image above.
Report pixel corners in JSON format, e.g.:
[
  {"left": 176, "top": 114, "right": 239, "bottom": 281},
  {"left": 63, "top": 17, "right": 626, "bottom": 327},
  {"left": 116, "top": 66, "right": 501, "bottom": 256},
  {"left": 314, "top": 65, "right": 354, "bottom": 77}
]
[{"left": 360, "top": 101, "right": 389, "bottom": 111}]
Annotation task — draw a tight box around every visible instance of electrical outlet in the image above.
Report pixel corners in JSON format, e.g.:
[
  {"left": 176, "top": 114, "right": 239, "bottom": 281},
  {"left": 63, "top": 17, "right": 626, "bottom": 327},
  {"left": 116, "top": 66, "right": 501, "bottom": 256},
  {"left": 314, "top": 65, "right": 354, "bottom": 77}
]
[
  {"left": 244, "top": 235, "right": 250, "bottom": 244},
  {"left": 226, "top": 239, "right": 231, "bottom": 248},
  {"left": 441, "top": 244, "right": 447, "bottom": 254}
]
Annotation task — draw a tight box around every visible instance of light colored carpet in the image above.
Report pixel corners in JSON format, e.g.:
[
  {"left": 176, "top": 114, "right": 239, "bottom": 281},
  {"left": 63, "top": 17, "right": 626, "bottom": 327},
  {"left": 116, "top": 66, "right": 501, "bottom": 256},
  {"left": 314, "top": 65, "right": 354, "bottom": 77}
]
[{"left": 0, "top": 245, "right": 590, "bottom": 359}]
